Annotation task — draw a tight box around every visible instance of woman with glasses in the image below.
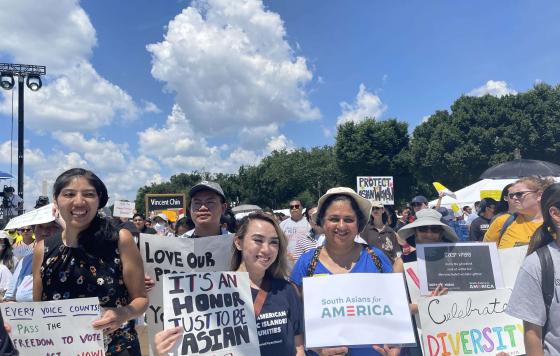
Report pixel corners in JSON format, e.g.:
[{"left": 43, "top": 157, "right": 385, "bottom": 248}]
[
  {"left": 12, "top": 225, "right": 35, "bottom": 260},
  {"left": 484, "top": 176, "right": 554, "bottom": 249},
  {"left": 506, "top": 183, "right": 560, "bottom": 355}
]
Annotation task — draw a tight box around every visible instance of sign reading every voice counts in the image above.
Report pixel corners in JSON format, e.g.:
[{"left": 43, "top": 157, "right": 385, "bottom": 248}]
[
  {"left": 0, "top": 297, "right": 104, "bottom": 356},
  {"left": 303, "top": 273, "right": 415, "bottom": 348},
  {"left": 163, "top": 272, "right": 260, "bottom": 356},
  {"left": 418, "top": 289, "right": 525, "bottom": 356}
]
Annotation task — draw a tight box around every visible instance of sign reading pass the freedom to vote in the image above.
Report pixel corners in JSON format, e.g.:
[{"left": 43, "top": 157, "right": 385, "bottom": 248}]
[
  {"left": 303, "top": 273, "right": 415, "bottom": 348},
  {"left": 0, "top": 297, "right": 104, "bottom": 356}
]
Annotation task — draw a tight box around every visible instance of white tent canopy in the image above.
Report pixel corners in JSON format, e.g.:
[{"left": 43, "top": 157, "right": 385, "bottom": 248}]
[{"left": 429, "top": 179, "right": 516, "bottom": 208}]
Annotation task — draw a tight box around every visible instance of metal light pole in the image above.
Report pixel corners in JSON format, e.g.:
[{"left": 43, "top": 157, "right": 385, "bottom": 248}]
[{"left": 1, "top": 63, "right": 46, "bottom": 209}]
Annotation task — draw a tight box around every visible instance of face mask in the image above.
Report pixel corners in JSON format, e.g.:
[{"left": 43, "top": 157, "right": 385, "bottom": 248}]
[{"left": 154, "top": 223, "right": 166, "bottom": 234}]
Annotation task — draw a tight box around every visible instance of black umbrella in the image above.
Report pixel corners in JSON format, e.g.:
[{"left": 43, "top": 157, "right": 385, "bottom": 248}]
[{"left": 479, "top": 159, "right": 560, "bottom": 179}]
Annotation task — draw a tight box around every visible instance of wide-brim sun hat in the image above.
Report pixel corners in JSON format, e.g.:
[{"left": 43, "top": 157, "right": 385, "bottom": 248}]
[
  {"left": 317, "top": 187, "right": 372, "bottom": 232},
  {"left": 0, "top": 231, "right": 14, "bottom": 245},
  {"left": 397, "top": 208, "right": 458, "bottom": 245}
]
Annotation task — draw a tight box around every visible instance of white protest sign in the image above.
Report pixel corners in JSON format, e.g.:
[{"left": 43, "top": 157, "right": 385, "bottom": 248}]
[
  {"left": 140, "top": 233, "right": 234, "bottom": 354},
  {"left": 163, "top": 272, "right": 260, "bottom": 356},
  {"left": 0, "top": 297, "right": 103, "bottom": 356},
  {"left": 356, "top": 176, "right": 394, "bottom": 205},
  {"left": 112, "top": 200, "right": 135, "bottom": 218},
  {"left": 303, "top": 273, "right": 415, "bottom": 348},
  {"left": 403, "top": 262, "right": 426, "bottom": 355},
  {"left": 4, "top": 203, "right": 55, "bottom": 230},
  {"left": 417, "top": 242, "right": 504, "bottom": 295},
  {"left": 418, "top": 289, "right": 525, "bottom": 356},
  {"left": 497, "top": 245, "right": 528, "bottom": 289}
]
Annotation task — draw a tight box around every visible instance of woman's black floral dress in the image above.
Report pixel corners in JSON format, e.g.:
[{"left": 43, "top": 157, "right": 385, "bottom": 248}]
[{"left": 41, "top": 233, "right": 139, "bottom": 355}]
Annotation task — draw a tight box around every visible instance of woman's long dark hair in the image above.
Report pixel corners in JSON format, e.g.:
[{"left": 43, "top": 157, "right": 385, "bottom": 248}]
[
  {"left": 53, "top": 168, "right": 118, "bottom": 259},
  {"left": 0, "top": 238, "right": 15, "bottom": 272},
  {"left": 527, "top": 183, "right": 560, "bottom": 255}
]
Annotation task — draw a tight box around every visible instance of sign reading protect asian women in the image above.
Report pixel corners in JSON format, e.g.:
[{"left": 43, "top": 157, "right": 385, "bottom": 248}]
[
  {"left": 162, "top": 272, "right": 260, "bottom": 356},
  {"left": 140, "top": 233, "right": 234, "bottom": 355},
  {"left": 416, "top": 242, "right": 504, "bottom": 295},
  {"left": 0, "top": 297, "right": 103, "bottom": 356},
  {"left": 356, "top": 176, "right": 394, "bottom": 204},
  {"left": 303, "top": 273, "right": 415, "bottom": 348},
  {"left": 418, "top": 289, "right": 525, "bottom": 356}
]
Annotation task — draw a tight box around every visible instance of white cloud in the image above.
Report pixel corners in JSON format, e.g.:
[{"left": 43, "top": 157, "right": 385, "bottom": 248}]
[
  {"left": 146, "top": 0, "right": 320, "bottom": 136},
  {"left": 142, "top": 100, "right": 161, "bottom": 114},
  {"left": 337, "top": 83, "right": 387, "bottom": 125},
  {"left": 468, "top": 80, "right": 517, "bottom": 98},
  {"left": 266, "top": 134, "right": 293, "bottom": 153},
  {"left": 0, "top": 0, "right": 141, "bottom": 132}
]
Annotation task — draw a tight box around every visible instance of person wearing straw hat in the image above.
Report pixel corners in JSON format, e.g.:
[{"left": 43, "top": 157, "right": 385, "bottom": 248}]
[
  {"left": 397, "top": 208, "right": 459, "bottom": 264},
  {"left": 290, "top": 187, "right": 397, "bottom": 356}
]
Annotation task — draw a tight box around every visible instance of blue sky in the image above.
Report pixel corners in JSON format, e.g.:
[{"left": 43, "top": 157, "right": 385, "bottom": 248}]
[{"left": 1, "top": 0, "right": 559, "bottom": 209}]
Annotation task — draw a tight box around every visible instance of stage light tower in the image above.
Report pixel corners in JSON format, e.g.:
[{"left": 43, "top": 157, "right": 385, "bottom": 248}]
[{"left": 0, "top": 63, "right": 46, "bottom": 209}]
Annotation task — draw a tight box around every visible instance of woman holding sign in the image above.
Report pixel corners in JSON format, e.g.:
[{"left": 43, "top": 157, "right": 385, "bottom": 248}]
[
  {"left": 290, "top": 187, "right": 398, "bottom": 356},
  {"left": 154, "top": 211, "right": 305, "bottom": 355},
  {"left": 32, "top": 168, "right": 148, "bottom": 356},
  {"left": 507, "top": 183, "right": 560, "bottom": 355}
]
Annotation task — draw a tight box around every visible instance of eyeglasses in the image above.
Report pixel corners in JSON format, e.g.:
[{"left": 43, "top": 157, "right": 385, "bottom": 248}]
[
  {"left": 289, "top": 204, "right": 300, "bottom": 210},
  {"left": 417, "top": 226, "right": 443, "bottom": 233},
  {"left": 20, "top": 228, "right": 33, "bottom": 233},
  {"left": 506, "top": 190, "right": 538, "bottom": 201}
]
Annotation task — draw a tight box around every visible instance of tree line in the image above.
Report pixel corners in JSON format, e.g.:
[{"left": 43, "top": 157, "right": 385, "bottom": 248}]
[{"left": 135, "top": 83, "right": 560, "bottom": 212}]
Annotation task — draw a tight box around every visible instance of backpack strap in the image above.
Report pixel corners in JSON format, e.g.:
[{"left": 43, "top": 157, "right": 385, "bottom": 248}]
[
  {"left": 365, "top": 245, "right": 384, "bottom": 272},
  {"left": 306, "top": 246, "right": 323, "bottom": 277},
  {"left": 497, "top": 213, "right": 517, "bottom": 247},
  {"left": 253, "top": 277, "right": 270, "bottom": 318},
  {"left": 536, "top": 245, "right": 555, "bottom": 339}
]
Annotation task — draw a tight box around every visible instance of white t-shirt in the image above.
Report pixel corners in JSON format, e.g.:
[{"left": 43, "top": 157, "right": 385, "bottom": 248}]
[{"left": 279, "top": 217, "right": 310, "bottom": 255}]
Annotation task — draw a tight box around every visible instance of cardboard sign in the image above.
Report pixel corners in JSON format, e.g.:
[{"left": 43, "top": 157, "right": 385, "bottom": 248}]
[
  {"left": 497, "top": 245, "right": 528, "bottom": 289},
  {"left": 0, "top": 297, "right": 103, "bottom": 356},
  {"left": 112, "top": 200, "right": 135, "bottom": 218},
  {"left": 3, "top": 203, "right": 55, "bottom": 230},
  {"left": 140, "top": 233, "right": 234, "bottom": 354},
  {"left": 356, "top": 176, "right": 394, "bottom": 205},
  {"left": 303, "top": 273, "right": 415, "bottom": 348},
  {"left": 163, "top": 272, "right": 260, "bottom": 356},
  {"left": 418, "top": 289, "right": 525, "bottom": 355},
  {"left": 417, "top": 243, "right": 504, "bottom": 295}
]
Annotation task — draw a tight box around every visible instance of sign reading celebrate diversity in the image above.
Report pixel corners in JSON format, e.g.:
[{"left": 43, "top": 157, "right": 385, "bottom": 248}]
[
  {"left": 140, "top": 233, "right": 234, "bottom": 354},
  {"left": 356, "top": 176, "right": 394, "bottom": 205},
  {"left": 163, "top": 272, "right": 260, "bottom": 356},
  {"left": 0, "top": 297, "right": 104, "bottom": 356},
  {"left": 303, "top": 273, "right": 415, "bottom": 348},
  {"left": 418, "top": 289, "right": 525, "bottom": 356},
  {"left": 416, "top": 243, "right": 504, "bottom": 295}
]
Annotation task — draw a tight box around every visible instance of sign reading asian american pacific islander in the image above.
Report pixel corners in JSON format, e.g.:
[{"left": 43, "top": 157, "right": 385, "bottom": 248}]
[
  {"left": 416, "top": 242, "right": 504, "bottom": 296},
  {"left": 356, "top": 176, "right": 394, "bottom": 205},
  {"left": 0, "top": 297, "right": 104, "bottom": 356},
  {"left": 303, "top": 273, "right": 415, "bottom": 348},
  {"left": 140, "top": 233, "right": 234, "bottom": 355},
  {"left": 418, "top": 289, "right": 525, "bottom": 356},
  {"left": 163, "top": 272, "right": 260, "bottom": 356}
]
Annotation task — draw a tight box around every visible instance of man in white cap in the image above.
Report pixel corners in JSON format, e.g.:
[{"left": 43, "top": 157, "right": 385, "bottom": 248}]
[{"left": 181, "top": 181, "right": 228, "bottom": 238}]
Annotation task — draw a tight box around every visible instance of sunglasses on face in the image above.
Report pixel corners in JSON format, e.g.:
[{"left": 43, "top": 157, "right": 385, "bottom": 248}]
[
  {"left": 506, "top": 190, "right": 537, "bottom": 201},
  {"left": 417, "top": 226, "right": 443, "bottom": 233},
  {"left": 20, "top": 228, "right": 33, "bottom": 233},
  {"left": 290, "top": 204, "right": 300, "bottom": 210}
]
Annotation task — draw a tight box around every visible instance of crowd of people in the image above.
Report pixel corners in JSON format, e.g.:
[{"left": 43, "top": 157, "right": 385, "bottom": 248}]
[{"left": 0, "top": 167, "right": 558, "bottom": 356}]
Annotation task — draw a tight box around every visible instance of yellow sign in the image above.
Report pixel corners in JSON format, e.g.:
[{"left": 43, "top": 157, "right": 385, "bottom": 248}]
[{"left": 480, "top": 190, "right": 502, "bottom": 201}]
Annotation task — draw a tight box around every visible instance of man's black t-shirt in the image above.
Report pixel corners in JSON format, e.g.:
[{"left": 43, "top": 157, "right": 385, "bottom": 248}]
[
  {"left": 251, "top": 278, "right": 302, "bottom": 355},
  {"left": 469, "top": 216, "right": 491, "bottom": 242}
]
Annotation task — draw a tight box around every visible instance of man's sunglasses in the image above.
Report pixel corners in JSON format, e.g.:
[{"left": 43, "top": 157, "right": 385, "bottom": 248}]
[
  {"left": 506, "top": 190, "right": 537, "bottom": 201},
  {"left": 20, "top": 228, "right": 33, "bottom": 233},
  {"left": 417, "top": 226, "right": 443, "bottom": 233},
  {"left": 290, "top": 204, "right": 300, "bottom": 209}
]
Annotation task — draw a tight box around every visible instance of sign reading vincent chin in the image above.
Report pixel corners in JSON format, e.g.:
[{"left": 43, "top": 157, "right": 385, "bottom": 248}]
[{"left": 303, "top": 273, "right": 415, "bottom": 349}]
